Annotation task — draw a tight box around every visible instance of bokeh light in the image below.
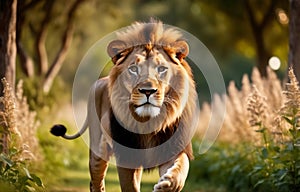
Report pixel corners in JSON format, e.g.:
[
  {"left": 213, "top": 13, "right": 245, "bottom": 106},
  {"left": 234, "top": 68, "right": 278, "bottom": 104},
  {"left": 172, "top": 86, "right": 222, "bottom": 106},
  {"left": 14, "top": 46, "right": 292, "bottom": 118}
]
[
  {"left": 268, "top": 56, "right": 281, "bottom": 70},
  {"left": 277, "top": 9, "right": 289, "bottom": 25}
]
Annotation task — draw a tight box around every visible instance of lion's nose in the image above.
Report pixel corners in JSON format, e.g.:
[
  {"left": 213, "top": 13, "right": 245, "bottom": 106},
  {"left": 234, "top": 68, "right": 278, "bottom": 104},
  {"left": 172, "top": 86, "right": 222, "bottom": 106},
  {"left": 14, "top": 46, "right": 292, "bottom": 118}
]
[{"left": 138, "top": 88, "right": 157, "bottom": 97}]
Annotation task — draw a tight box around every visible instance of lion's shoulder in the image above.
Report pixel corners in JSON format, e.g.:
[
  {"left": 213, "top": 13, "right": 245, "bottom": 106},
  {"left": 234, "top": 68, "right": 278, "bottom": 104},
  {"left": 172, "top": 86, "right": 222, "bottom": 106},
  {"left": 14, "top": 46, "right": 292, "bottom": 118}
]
[
  {"left": 93, "top": 77, "right": 111, "bottom": 118},
  {"left": 96, "top": 76, "right": 109, "bottom": 90}
]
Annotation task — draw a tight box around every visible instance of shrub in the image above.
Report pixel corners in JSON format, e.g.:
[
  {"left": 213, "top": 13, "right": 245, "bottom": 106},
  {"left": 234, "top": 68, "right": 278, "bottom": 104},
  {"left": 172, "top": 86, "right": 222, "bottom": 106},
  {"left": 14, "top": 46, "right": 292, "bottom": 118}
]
[{"left": 0, "top": 78, "right": 43, "bottom": 191}]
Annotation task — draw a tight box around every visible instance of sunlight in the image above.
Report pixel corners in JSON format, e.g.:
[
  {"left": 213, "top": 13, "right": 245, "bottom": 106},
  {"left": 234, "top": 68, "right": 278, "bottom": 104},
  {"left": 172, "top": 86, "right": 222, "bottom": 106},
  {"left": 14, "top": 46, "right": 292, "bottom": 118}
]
[
  {"left": 268, "top": 56, "right": 281, "bottom": 70},
  {"left": 277, "top": 9, "right": 289, "bottom": 25}
]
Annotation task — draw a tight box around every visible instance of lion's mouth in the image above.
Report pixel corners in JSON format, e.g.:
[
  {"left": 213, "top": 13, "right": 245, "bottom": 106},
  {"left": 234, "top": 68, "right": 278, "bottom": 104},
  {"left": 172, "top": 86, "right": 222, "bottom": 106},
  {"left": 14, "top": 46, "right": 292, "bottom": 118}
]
[
  {"left": 134, "top": 101, "right": 158, "bottom": 108},
  {"left": 134, "top": 102, "right": 161, "bottom": 118}
]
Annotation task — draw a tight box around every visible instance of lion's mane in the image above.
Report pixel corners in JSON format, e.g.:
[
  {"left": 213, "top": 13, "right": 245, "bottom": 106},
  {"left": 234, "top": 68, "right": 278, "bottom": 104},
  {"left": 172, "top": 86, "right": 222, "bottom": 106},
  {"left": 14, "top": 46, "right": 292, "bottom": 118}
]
[{"left": 106, "top": 20, "right": 198, "bottom": 167}]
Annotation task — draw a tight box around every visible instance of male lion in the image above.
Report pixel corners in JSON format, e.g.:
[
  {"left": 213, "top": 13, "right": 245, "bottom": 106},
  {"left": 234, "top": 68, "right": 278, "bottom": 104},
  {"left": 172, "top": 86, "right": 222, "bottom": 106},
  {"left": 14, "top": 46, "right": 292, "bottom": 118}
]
[{"left": 51, "top": 20, "right": 198, "bottom": 192}]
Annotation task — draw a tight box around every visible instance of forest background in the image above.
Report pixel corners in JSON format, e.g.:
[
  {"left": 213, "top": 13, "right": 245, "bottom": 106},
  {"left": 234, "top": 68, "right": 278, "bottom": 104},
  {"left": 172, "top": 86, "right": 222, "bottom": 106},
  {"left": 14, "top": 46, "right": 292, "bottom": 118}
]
[{"left": 0, "top": 0, "right": 299, "bottom": 191}]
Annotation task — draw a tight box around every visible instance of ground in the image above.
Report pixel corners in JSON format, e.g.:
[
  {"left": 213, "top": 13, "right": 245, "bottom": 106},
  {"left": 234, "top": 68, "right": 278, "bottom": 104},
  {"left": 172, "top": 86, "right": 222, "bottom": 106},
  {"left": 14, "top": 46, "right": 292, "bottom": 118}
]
[{"left": 48, "top": 164, "right": 224, "bottom": 192}]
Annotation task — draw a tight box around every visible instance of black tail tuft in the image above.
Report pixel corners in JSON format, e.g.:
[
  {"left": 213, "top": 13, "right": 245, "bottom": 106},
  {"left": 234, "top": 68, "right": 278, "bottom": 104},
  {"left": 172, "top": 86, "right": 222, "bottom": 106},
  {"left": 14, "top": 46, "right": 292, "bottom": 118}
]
[{"left": 50, "top": 124, "right": 67, "bottom": 137}]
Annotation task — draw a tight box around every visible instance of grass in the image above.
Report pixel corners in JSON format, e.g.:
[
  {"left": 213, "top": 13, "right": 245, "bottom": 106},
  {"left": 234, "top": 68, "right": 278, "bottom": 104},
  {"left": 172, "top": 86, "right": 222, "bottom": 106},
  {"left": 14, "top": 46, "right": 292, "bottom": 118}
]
[
  {"left": 48, "top": 164, "right": 158, "bottom": 192},
  {"left": 47, "top": 160, "right": 222, "bottom": 192}
]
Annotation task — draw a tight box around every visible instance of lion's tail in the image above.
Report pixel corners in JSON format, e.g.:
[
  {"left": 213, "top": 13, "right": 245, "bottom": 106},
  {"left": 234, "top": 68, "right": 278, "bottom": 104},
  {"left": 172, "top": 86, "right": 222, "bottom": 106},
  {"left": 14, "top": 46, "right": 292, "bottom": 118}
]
[{"left": 50, "top": 119, "right": 88, "bottom": 140}]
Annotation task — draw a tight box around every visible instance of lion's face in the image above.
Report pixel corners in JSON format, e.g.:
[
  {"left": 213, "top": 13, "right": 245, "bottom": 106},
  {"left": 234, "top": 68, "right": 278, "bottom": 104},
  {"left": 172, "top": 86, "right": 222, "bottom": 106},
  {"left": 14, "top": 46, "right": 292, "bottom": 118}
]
[
  {"left": 108, "top": 43, "right": 190, "bottom": 126},
  {"left": 122, "top": 48, "right": 173, "bottom": 119},
  {"left": 107, "top": 22, "right": 194, "bottom": 132}
]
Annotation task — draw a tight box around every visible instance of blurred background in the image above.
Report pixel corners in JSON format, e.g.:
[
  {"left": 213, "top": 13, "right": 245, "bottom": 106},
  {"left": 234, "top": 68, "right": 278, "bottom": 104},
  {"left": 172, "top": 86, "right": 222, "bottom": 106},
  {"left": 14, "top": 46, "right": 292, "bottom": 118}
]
[{"left": 1, "top": 0, "right": 299, "bottom": 191}]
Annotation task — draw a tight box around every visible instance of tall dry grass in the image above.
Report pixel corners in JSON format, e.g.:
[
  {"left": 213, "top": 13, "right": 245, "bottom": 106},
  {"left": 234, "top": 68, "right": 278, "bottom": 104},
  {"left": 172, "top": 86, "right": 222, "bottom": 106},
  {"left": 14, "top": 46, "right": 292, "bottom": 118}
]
[
  {"left": 0, "top": 78, "right": 40, "bottom": 161},
  {"left": 196, "top": 67, "right": 284, "bottom": 144}
]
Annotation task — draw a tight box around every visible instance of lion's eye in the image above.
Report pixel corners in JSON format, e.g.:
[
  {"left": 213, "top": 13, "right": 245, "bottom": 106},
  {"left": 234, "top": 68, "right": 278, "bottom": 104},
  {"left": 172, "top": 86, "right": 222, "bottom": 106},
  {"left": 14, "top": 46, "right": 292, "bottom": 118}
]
[
  {"left": 157, "top": 66, "right": 168, "bottom": 74},
  {"left": 128, "top": 65, "right": 139, "bottom": 75}
]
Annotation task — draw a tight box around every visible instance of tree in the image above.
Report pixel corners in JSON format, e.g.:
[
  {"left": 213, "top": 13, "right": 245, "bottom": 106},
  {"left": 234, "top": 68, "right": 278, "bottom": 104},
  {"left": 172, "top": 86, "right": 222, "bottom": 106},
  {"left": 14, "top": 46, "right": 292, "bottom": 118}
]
[
  {"left": 16, "top": 0, "right": 86, "bottom": 95},
  {"left": 0, "top": 0, "right": 17, "bottom": 154},
  {"left": 289, "top": 0, "right": 300, "bottom": 81},
  {"left": 0, "top": 0, "right": 17, "bottom": 94},
  {"left": 205, "top": 0, "right": 287, "bottom": 77},
  {"left": 244, "top": 0, "right": 277, "bottom": 77}
]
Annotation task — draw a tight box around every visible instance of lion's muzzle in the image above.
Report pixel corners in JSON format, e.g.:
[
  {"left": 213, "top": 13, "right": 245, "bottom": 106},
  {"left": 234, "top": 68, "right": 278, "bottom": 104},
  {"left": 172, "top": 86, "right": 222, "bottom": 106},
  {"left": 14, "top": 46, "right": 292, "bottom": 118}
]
[{"left": 130, "top": 80, "right": 163, "bottom": 118}]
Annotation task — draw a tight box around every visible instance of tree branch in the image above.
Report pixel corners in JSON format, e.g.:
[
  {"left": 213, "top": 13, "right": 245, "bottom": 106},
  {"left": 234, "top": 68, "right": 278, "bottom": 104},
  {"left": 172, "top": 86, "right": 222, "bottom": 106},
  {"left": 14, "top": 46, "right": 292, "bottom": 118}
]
[
  {"left": 43, "top": 0, "right": 85, "bottom": 93},
  {"left": 36, "top": 0, "right": 55, "bottom": 75},
  {"left": 260, "top": 0, "right": 278, "bottom": 29},
  {"left": 244, "top": 0, "right": 258, "bottom": 31},
  {"left": 244, "top": 0, "right": 271, "bottom": 77},
  {"left": 17, "top": 0, "right": 34, "bottom": 77}
]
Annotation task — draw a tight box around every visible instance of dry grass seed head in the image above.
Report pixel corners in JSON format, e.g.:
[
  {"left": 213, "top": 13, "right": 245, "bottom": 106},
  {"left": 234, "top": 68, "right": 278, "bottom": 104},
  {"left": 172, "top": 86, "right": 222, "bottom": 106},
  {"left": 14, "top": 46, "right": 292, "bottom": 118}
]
[
  {"left": 247, "top": 85, "right": 267, "bottom": 128},
  {"left": 0, "top": 78, "right": 39, "bottom": 161},
  {"left": 280, "top": 68, "right": 300, "bottom": 117}
]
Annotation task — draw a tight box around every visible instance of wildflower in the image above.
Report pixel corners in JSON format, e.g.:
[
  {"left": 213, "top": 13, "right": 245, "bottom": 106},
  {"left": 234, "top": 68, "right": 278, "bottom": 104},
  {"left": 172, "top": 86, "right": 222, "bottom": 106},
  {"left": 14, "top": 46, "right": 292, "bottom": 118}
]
[
  {"left": 247, "top": 85, "right": 267, "bottom": 128},
  {"left": 280, "top": 68, "right": 300, "bottom": 117}
]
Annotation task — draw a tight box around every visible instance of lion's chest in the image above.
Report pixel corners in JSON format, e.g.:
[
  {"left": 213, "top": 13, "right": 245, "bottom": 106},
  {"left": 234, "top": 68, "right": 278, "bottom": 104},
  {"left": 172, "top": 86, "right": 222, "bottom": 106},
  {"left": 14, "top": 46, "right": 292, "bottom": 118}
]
[
  {"left": 110, "top": 112, "right": 177, "bottom": 149},
  {"left": 109, "top": 111, "right": 179, "bottom": 168}
]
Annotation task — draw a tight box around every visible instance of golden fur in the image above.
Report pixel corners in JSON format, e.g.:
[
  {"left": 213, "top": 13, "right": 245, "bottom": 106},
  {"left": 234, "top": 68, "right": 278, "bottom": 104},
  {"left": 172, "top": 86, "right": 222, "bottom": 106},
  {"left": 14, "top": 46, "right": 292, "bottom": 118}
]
[
  {"left": 51, "top": 20, "right": 198, "bottom": 192},
  {"left": 108, "top": 20, "right": 197, "bottom": 135}
]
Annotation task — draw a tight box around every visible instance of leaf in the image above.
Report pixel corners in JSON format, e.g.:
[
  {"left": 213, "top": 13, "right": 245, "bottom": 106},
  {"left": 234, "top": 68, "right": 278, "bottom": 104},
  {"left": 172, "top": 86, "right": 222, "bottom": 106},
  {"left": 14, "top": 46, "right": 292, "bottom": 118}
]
[
  {"left": 247, "top": 168, "right": 260, "bottom": 177},
  {"left": 23, "top": 167, "right": 32, "bottom": 179},
  {"left": 30, "top": 174, "right": 44, "bottom": 187},
  {"left": 24, "top": 185, "right": 36, "bottom": 192},
  {"left": 231, "top": 164, "right": 241, "bottom": 174},
  {"left": 0, "top": 154, "right": 13, "bottom": 167},
  {"left": 253, "top": 165, "right": 264, "bottom": 170},
  {"left": 254, "top": 179, "right": 265, "bottom": 188},
  {"left": 278, "top": 169, "right": 288, "bottom": 181},
  {"left": 255, "top": 128, "right": 266, "bottom": 133},
  {"left": 261, "top": 148, "right": 268, "bottom": 159},
  {"left": 283, "top": 116, "right": 293, "bottom": 125}
]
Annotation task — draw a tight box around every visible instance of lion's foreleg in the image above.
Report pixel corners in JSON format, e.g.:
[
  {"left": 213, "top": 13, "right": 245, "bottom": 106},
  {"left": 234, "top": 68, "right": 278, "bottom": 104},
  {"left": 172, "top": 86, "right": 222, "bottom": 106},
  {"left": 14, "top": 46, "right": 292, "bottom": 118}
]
[
  {"left": 117, "top": 167, "right": 143, "bottom": 192},
  {"left": 89, "top": 151, "right": 109, "bottom": 192},
  {"left": 154, "top": 152, "right": 189, "bottom": 192},
  {"left": 89, "top": 133, "right": 112, "bottom": 192}
]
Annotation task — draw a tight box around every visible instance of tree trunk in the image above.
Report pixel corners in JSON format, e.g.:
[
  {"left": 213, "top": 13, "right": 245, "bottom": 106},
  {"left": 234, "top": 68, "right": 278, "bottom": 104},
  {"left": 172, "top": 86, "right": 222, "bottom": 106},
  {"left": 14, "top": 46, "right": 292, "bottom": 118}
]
[
  {"left": 289, "top": 0, "right": 300, "bottom": 81},
  {"left": 43, "top": 24, "right": 74, "bottom": 93},
  {"left": 252, "top": 28, "right": 270, "bottom": 77},
  {"left": 0, "top": 0, "right": 17, "bottom": 155},
  {"left": 0, "top": 0, "right": 17, "bottom": 92},
  {"left": 36, "top": 0, "right": 54, "bottom": 76},
  {"left": 245, "top": 0, "right": 276, "bottom": 77}
]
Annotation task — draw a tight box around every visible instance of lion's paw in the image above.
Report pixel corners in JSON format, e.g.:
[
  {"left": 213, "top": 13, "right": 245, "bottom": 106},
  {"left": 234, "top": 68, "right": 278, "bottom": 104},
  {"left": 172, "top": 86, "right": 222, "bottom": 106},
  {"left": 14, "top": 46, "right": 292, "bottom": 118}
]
[{"left": 153, "top": 173, "right": 184, "bottom": 192}]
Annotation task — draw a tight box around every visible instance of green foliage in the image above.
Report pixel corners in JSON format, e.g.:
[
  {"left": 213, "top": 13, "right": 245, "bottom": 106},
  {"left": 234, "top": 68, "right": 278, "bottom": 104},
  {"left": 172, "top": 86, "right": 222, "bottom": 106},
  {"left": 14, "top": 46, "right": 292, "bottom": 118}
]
[
  {"left": 0, "top": 151, "right": 44, "bottom": 192},
  {"left": 20, "top": 76, "right": 70, "bottom": 111},
  {"left": 191, "top": 142, "right": 254, "bottom": 191},
  {"left": 36, "top": 116, "right": 89, "bottom": 189}
]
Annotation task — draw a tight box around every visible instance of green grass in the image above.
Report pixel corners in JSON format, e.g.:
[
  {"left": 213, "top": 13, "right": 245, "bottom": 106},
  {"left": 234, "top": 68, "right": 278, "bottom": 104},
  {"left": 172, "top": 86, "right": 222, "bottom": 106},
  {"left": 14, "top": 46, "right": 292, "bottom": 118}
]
[
  {"left": 105, "top": 166, "right": 159, "bottom": 192},
  {"left": 48, "top": 163, "right": 225, "bottom": 192},
  {"left": 48, "top": 164, "right": 159, "bottom": 192}
]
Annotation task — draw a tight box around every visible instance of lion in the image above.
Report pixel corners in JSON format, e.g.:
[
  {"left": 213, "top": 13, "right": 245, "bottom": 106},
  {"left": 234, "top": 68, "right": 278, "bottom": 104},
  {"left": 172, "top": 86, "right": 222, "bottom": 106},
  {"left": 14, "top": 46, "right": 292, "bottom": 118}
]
[{"left": 51, "top": 20, "right": 199, "bottom": 192}]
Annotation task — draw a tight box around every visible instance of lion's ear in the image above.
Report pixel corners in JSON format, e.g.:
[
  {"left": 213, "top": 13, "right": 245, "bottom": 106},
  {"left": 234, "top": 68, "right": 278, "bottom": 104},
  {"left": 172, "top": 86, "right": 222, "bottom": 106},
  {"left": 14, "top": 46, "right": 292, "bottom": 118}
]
[
  {"left": 107, "top": 40, "right": 132, "bottom": 65},
  {"left": 165, "top": 40, "right": 189, "bottom": 63},
  {"left": 173, "top": 40, "right": 189, "bottom": 59}
]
